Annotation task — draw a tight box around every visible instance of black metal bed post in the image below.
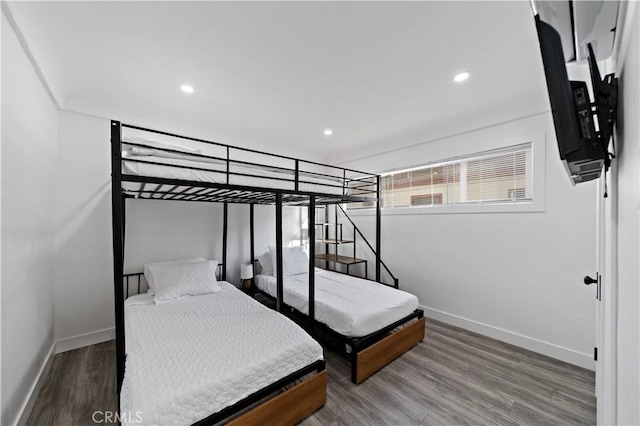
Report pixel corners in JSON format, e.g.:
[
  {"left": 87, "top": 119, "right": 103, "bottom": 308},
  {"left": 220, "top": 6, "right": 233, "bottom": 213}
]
[
  {"left": 249, "top": 204, "right": 255, "bottom": 287},
  {"left": 275, "top": 192, "right": 284, "bottom": 312},
  {"left": 334, "top": 204, "right": 338, "bottom": 266},
  {"left": 324, "top": 205, "right": 329, "bottom": 270},
  {"left": 308, "top": 196, "right": 316, "bottom": 331},
  {"left": 376, "top": 175, "right": 381, "bottom": 283},
  {"left": 110, "top": 121, "right": 126, "bottom": 395},
  {"left": 122, "top": 196, "right": 126, "bottom": 263},
  {"left": 222, "top": 202, "right": 228, "bottom": 281},
  {"left": 342, "top": 170, "right": 346, "bottom": 196}
]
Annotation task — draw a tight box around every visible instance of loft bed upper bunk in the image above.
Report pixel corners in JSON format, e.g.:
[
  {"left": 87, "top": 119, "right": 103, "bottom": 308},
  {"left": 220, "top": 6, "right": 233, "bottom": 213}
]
[
  {"left": 116, "top": 121, "right": 378, "bottom": 206},
  {"left": 110, "top": 120, "right": 424, "bottom": 423}
]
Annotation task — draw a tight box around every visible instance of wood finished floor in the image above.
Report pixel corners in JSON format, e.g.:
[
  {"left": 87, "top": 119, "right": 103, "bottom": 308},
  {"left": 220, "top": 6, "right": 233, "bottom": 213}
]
[{"left": 27, "top": 319, "right": 595, "bottom": 426}]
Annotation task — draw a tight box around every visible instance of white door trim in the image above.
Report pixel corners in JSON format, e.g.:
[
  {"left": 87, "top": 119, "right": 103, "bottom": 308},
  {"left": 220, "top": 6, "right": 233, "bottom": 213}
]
[{"left": 597, "top": 158, "right": 618, "bottom": 426}]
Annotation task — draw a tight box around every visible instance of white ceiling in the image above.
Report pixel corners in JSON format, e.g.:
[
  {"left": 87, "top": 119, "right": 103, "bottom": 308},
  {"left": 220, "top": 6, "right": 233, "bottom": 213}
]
[{"left": 7, "top": 1, "right": 550, "bottom": 163}]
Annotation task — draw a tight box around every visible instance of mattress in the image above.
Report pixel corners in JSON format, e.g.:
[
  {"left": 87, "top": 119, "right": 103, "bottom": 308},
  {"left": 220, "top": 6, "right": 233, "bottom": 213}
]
[
  {"left": 122, "top": 155, "right": 347, "bottom": 196},
  {"left": 254, "top": 269, "right": 419, "bottom": 337},
  {"left": 120, "top": 282, "right": 323, "bottom": 426}
]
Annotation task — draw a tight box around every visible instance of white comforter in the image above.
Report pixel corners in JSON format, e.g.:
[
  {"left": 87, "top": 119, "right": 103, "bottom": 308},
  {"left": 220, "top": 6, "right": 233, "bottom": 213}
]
[
  {"left": 255, "top": 269, "right": 419, "bottom": 337},
  {"left": 120, "top": 282, "right": 323, "bottom": 426}
]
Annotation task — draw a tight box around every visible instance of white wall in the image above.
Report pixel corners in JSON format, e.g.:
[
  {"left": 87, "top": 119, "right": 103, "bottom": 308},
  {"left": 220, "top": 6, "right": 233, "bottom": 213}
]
[
  {"left": 125, "top": 200, "right": 306, "bottom": 285},
  {"left": 123, "top": 201, "right": 299, "bottom": 283},
  {"left": 55, "top": 111, "right": 302, "bottom": 344},
  {"left": 252, "top": 204, "right": 303, "bottom": 262},
  {"left": 54, "top": 112, "right": 114, "bottom": 345},
  {"left": 123, "top": 200, "right": 225, "bottom": 277},
  {"left": 611, "top": 2, "right": 639, "bottom": 423},
  {"left": 336, "top": 113, "right": 598, "bottom": 368},
  {"left": 1, "top": 13, "right": 58, "bottom": 425}
]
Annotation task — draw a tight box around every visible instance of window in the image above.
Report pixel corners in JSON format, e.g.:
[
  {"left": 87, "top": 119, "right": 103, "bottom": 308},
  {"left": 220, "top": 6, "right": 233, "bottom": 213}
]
[{"left": 349, "top": 143, "right": 532, "bottom": 210}]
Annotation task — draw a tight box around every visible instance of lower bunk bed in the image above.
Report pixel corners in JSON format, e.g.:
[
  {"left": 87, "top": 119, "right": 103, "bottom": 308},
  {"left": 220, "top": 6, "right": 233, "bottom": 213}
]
[
  {"left": 253, "top": 259, "right": 425, "bottom": 384},
  {"left": 121, "top": 270, "right": 326, "bottom": 426}
]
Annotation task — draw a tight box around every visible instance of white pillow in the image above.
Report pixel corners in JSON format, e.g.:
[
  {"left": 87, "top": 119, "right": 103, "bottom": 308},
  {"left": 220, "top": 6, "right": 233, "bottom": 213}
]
[
  {"left": 149, "top": 260, "right": 221, "bottom": 304},
  {"left": 123, "top": 147, "right": 225, "bottom": 166},
  {"left": 124, "top": 146, "right": 187, "bottom": 159},
  {"left": 257, "top": 251, "right": 274, "bottom": 275},
  {"left": 143, "top": 257, "right": 206, "bottom": 295},
  {"left": 122, "top": 136, "right": 201, "bottom": 154},
  {"left": 125, "top": 292, "right": 155, "bottom": 307},
  {"left": 268, "top": 246, "right": 309, "bottom": 276}
]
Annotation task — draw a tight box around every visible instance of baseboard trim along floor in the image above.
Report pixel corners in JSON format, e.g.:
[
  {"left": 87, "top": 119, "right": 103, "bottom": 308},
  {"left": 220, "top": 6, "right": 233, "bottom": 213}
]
[{"left": 421, "top": 305, "right": 595, "bottom": 370}]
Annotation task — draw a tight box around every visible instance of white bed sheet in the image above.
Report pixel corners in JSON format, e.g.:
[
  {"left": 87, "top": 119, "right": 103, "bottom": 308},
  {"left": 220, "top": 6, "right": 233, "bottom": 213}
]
[
  {"left": 254, "top": 269, "right": 419, "bottom": 337},
  {"left": 122, "top": 155, "right": 346, "bottom": 195},
  {"left": 120, "top": 281, "right": 323, "bottom": 426}
]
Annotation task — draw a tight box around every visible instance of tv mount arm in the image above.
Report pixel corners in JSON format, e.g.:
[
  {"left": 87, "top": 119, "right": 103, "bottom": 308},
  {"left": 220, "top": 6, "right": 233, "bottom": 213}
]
[{"left": 587, "top": 42, "right": 618, "bottom": 173}]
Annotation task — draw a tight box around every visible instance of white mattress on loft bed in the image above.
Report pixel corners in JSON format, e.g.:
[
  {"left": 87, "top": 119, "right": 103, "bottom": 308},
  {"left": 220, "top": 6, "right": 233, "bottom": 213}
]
[
  {"left": 122, "top": 155, "right": 347, "bottom": 196},
  {"left": 254, "top": 269, "right": 419, "bottom": 337},
  {"left": 120, "top": 281, "right": 323, "bottom": 426}
]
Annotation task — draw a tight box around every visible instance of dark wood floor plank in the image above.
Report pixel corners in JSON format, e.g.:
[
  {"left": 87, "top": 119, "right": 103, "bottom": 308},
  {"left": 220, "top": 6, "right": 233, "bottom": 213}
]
[
  {"left": 464, "top": 366, "right": 555, "bottom": 409},
  {"left": 509, "top": 401, "right": 563, "bottom": 426},
  {"left": 427, "top": 335, "right": 557, "bottom": 402},
  {"left": 505, "top": 380, "right": 596, "bottom": 426},
  {"left": 523, "top": 348, "right": 595, "bottom": 383},
  {"left": 550, "top": 390, "right": 597, "bottom": 424},
  {"left": 354, "top": 374, "right": 430, "bottom": 424},
  {"left": 427, "top": 327, "right": 524, "bottom": 370},
  {"left": 397, "top": 355, "right": 518, "bottom": 426},
  {"left": 519, "top": 354, "right": 596, "bottom": 396},
  {"left": 324, "top": 376, "right": 418, "bottom": 426},
  {"left": 26, "top": 319, "right": 595, "bottom": 426},
  {"left": 427, "top": 320, "right": 526, "bottom": 364},
  {"left": 552, "top": 388, "right": 596, "bottom": 410},
  {"left": 332, "top": 407, "right": 381, "bottom": 426},
  {"left": 405, "top": 340, "right": 472, "bottom": 374}
]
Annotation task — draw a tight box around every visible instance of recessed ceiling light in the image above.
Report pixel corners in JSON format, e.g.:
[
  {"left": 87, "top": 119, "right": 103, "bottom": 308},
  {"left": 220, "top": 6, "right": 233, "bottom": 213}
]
[
  {"left": 324, "top": 129, "right": 333, "bottom": 136},
  {"left": 180, "top": 84, "right": 194, "bottom": 93},
  {"left": 453, "top": 72, "right": 470, "bottom": 83}
]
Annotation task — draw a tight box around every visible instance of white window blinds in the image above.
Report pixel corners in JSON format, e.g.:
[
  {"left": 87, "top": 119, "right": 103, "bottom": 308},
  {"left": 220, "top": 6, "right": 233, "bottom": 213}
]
[{"left": 378, "top": 143, "right": 533, "bottom": 209}]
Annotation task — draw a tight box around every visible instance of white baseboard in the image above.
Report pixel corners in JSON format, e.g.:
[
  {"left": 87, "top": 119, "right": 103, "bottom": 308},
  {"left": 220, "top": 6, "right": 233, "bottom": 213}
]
[
  {"left": 15, "top": 342, "right": 56, "bottom": 426},
  {"left": 55, "top": 327, "right": 115, "bottom": 354},
  {"left": 421, "top": 305, "right": 595, "bottom": 371}
]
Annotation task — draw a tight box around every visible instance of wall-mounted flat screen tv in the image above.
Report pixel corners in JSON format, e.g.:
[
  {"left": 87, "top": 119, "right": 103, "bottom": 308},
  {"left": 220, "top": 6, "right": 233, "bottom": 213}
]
[{"left": 534, "top": 15, "right": 617, "bottom": 185}]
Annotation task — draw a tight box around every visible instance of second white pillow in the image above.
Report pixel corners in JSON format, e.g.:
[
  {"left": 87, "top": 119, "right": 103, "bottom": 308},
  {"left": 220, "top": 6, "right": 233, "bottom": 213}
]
[
  {"left": 144, "top": 257, "right": 206, "bottom": 295},
  {"left": 268, "top": 246, "right": 309, "bottom": 276},
  {"left": 258, "top": 251, "right": 274, "bottom": 275},
  {"left": 149, "top": 260, "right": 221, "bottom": 304}
]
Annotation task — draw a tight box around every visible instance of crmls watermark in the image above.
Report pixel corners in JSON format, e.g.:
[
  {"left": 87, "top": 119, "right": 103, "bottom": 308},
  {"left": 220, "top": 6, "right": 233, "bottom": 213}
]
[{"left": 92, "top": 411, "right": 143, "bottom": 424}]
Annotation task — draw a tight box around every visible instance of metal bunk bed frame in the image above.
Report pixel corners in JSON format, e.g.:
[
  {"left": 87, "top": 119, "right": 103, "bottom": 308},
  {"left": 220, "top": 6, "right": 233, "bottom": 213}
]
[{"left": 110, "top": 119, "right": 423, "bottom": 423}]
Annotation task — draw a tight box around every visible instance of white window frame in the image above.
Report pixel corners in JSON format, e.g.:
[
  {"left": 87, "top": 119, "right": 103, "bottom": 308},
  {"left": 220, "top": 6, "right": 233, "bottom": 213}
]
[{"left": 347, "top": 131, "right": 546, "bottom": 216}]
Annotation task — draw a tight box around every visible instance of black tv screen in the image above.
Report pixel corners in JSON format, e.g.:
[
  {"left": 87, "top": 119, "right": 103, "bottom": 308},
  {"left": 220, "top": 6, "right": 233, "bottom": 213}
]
[{"left": 535, "top": 15, "right": 606, "bottom": 184}]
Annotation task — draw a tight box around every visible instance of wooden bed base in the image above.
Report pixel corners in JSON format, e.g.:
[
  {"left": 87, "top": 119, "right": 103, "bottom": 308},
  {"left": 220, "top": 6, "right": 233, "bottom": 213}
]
[
  {"left": 254, "top": 288, "right": 426, "bottom": 385},
  {"left": 353, "top": 317, "right": 426, "bottom": 384},
  {"left": 227, "top": 370, "right": 327, "bottom": 426}
]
